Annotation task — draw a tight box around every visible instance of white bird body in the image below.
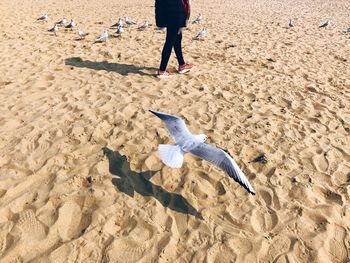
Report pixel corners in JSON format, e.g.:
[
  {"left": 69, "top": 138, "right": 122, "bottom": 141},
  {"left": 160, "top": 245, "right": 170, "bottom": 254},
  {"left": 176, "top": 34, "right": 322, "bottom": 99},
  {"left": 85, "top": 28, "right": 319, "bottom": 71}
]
[
  {"left": 193, "top": 27, "right": 206, "bottom": 40},
  {"left": 149, "top": 110, "right": 256, "bottom": 195},
  {"left": 66, "top": 19, "right": 76, "bottom": 29},
  {"left": 117, "top": 25, "right": 124, "bottom": 34},
  {"left": 125, "top": 16, "right": 136, "bottom": 25},
  {"left": 111, "top": 17, "right": 123, "bottom": 28},
  {"left": 138, "top": 20, "right": 149, "bottom": 29},
  {"left": 37, "top": 13, "right": 48, "bottom": 21},
  {"left": 78, "top": 27, "right": 89, "bottom": 38},
  {"left": 57, "top": 17, "right": 67, "bottom": 26},
  {"left": 96, "top": 30, "right": 108, "bottom": 42},
  {"left": 48, "top": 24, "right": 58, "bottom": 35},
  {"left": 193, "top": 14, "right": 202, "bottom": 24}
]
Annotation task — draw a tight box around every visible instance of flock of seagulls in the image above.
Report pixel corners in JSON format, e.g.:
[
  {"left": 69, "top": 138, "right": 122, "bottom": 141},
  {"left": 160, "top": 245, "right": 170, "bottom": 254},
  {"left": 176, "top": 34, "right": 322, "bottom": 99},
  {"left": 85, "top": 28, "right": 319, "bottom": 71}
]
[{"left": 37, "top": 13, "right": 207, "bottom": 42}]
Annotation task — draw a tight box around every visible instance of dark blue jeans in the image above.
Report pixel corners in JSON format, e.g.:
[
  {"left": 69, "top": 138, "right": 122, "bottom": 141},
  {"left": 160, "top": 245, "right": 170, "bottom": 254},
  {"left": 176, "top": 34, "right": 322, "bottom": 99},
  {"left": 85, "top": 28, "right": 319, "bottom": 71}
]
[{"left": 159, "top": 27, "right": 185, "bottom": 71}]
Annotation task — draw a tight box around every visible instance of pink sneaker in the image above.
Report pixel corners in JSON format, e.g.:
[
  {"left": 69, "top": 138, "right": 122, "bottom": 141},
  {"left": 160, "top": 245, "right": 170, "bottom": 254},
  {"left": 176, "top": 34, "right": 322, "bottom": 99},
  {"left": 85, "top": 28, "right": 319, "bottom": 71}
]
[
  {"left": 157, "top": 70, "right": 173, "bottom": 78},
  {"left": 178, "top": 63, "right": 193, "bottom": 74}
]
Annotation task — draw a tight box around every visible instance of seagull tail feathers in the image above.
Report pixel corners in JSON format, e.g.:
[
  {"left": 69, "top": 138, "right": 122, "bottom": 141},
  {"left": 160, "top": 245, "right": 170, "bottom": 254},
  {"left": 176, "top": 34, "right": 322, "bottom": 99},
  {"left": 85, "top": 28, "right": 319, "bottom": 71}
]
[{"left": 158, "top": 144, "right": 184, "bottom": 168}]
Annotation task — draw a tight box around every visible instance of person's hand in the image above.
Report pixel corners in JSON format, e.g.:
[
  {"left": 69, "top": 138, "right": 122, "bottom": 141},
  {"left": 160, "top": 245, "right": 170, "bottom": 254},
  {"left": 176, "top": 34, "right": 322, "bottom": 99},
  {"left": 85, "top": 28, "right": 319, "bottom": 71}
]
[
  {"left": 178, "top": 27, "right": 184, "bottom": 34},
  {"left": 185, "top": 19, "right": 189, "bottom": 27}
]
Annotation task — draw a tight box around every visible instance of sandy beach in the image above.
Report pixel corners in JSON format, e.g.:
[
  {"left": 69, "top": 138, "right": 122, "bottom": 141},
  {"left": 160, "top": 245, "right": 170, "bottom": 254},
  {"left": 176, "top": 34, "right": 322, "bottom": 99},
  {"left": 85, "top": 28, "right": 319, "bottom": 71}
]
[{"left": 0, "top": 0, "right": 349, "bottom": 262}]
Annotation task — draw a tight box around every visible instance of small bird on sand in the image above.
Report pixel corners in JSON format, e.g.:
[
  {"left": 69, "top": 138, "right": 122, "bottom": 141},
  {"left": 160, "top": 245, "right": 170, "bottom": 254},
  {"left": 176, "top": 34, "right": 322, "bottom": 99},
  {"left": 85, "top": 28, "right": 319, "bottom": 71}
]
[
  {"left": 37, "top": 13, "right": 48, "bottom": 22},
  {"left": 346, "top": 27, "right": 350, "bottom": 33},
  {"left": 319, "top": 20, "right": 331, "bottom": 28},
  {"left": 193, "top": 27, "right": 206, "bottom": 40},
  {"left": 111, "top": 17, "right": 122, "bottom": 28},
  {"left": 138, "top": 20, "right": 149, "bottom": 30},
  {"left": 288, "top": 19, "right": 294, "bottom": 28},
  {"left": 48, "top": 24, "right": 58, "bottom": 36},
  {"left": 149, "top": 110, "right": 256, "bottom": 195},
  {"left": 116, "top": 24, "right": 124, "bottom": 34},
  {"left": 125, "top": 16, "right": 136, "bottom": 25},
  {"left": 56, "top": 17, "right": 67, "bottom": 27},
  {"left": 192, "top": 14, "right": 202, "bottom": 24},
  {"left": 95, "top": 29, "right": 108, "bottom": 42},
  {"left": 77, "top": 27, "right": 89, "bottom": 39},
  {"left": 65, "top": 19, "right": 76, "bottom": 30}
]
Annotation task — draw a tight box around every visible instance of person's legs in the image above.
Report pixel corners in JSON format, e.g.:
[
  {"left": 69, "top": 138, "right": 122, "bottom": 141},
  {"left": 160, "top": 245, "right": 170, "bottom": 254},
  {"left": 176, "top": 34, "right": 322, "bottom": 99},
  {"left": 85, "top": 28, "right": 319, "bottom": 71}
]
[
  {"left": 174, "top": 31, "right": 185, "bottom": 66},
  {"left": 159, "top": 27, "right": 178, "bottom": 71}
]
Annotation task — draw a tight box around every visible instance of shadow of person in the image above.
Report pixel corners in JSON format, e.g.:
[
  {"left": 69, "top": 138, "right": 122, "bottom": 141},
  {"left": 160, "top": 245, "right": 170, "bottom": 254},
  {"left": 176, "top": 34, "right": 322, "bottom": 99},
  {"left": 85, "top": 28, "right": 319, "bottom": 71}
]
[
  {"left": 65, "top": 57, "right": 157, "bottom": 77},
  {"left": 102, "top": 147, "right": 203, "bottom": 219}
]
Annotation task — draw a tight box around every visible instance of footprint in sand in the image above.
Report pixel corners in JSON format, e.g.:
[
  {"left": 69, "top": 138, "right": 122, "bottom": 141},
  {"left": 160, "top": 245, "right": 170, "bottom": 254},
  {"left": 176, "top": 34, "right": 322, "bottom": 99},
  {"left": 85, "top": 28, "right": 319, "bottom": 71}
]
[
  {"left": 251, "top": 207, "right": 278, "bottom": 233},
  {"left": 312, "top": 153, "right": 329, "bottom": 173},
  {"left": 207, "top": 243, "right": 237, "bottom": 263},
  {"left": 0, "top": 221, "right": 14, "bottom": 257},
  {"left": 106, "top": 238, "right": 148, "bottom": 263},
  {"left": 324, "top": 148, "right": 342, "bottom": 175},
  {"left": 56, "top": 202, "right": 83, "bottom": 241},
  {"left": 326, "top": 224, "right": 349, "bottom": 263},
  {"left": 261, "top": 235, "right": 292, "bottom": 262},
  {"left": 17, "top": 209, "right": 46, "bottom": 242}
]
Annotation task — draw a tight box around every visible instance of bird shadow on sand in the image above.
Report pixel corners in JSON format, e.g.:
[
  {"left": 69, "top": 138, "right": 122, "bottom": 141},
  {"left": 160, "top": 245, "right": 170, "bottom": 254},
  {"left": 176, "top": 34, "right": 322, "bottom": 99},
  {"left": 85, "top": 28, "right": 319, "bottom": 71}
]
[
  {"left": 102, "top": 147, "right": 203, "bottom": 220},
  {"left": 65, "top": 57, "right": 156, "bottom": 76}
]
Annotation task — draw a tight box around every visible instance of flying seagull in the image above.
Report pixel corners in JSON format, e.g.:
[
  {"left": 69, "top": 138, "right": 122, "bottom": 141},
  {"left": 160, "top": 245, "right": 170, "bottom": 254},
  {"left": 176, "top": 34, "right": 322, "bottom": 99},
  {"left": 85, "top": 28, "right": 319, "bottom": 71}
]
[
  {"left": 288, "top": 19, "right": 294, "bottom": 28},
  {"left": 111, "top": 17, "right": 122, "bottom": 28},
  {"left": 77, "top": 27, "right": 89, "bottom": 39},
  {"left": 125, "top": 16, "right": 136, "bottom": 25},
  {"left": 319, "top": 20, "right": 331, "bottom": 28},
  {"left": 65, "top": 19, "right": 76, "bottom": 30},
  {"left": 138, "top": 20, "right": 149, "bottom": 30},
  {"left": 95, "top": 29, "right": 108, "bottom": 42},
  {"left": 48, "top": 24, "right": 58, "bottom": 36},
  {"left": 149, "top": 110, "right": 256, "bottom": 195},
  {"left": 192, "top": 14, "right": 202, "bottom": 24},
  {"left": 56, "top": 17, "right": 67, "bottom": 27},
  {"left": 193, "top": 27, "right": 206, "bottom": 40},
  {"left": 37, "top": 13, "right": 48, "bottom": 22}
]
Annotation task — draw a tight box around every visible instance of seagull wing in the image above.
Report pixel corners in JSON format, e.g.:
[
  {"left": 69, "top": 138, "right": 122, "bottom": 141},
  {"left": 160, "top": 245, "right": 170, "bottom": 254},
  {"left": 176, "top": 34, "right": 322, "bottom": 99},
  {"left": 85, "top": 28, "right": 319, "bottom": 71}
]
[
  {"left": 149, "top": 110, "right": 191, "bottom": 143},
  {"left": 190, "top": 143, "right": 256, "bottom": 195}
]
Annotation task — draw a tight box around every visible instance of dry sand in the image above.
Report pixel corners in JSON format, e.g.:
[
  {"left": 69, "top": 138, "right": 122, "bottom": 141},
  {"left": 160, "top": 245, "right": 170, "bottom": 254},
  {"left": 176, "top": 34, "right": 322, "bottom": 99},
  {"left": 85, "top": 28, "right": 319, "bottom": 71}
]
[{"left": 0, "top": 0, "right": 350, "bottom": 262}]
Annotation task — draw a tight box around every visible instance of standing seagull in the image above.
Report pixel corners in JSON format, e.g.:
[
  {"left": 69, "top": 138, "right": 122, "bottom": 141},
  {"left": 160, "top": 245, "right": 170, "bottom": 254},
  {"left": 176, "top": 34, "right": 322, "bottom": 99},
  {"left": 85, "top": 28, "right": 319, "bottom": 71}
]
[
  {"left": 149, "top": 110, "right": 256, "bottom": 195},
  {"left": 288, "top": 19, "right": 294, "bottom": 28},
  {"left": 95, "top": 29, "right": 108, "bottom": 43},
  {"left": 125, "top": 16, "right": 136, "bottom": 25},
  {"left": 65, "top": 19, "right": 76, "bottom": 30},
  {"left": 56, "top": 17, "right": 67, "bottom": 27},
  {"left": 192, "top": 14, "right": 202, "bottom": 24},
  {"left": 116, "top": 24, "right": 124, "bottom": 34},
  {"left": 111, "top": 17, "right": 122, "bottom": 28},
  {"left": 138, "top": 20, "right": 149, "bottom": 30},
  {"left": 193, "top": 27, "right": 206, "bottom": 40},
  {"left": 77, "top": 27, "right": 89, "bottom": 39},
  {"left": 48, "top": 24, "right": 58, "bottom": 36},
  {"left": 319, "top": 20, "right": 331, "bottom": 28},
  {"left": 37, "top": 13, "right": 48, "bottom": 22}
]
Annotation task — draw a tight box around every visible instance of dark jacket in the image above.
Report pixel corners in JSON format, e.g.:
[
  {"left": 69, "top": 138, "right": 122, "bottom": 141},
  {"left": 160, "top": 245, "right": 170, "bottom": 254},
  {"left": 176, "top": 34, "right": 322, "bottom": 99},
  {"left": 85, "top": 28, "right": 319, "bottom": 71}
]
[{"left": 155, "top": 0, "right": 187, "bottom": 28}]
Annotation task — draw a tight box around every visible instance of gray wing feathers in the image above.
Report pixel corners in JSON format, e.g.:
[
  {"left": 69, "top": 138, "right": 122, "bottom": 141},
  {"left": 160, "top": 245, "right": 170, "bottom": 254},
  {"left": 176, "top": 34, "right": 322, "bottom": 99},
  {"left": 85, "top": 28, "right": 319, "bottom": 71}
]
[
  {"left": 190, "top": 143, "right": 255, "bottom": 195},
  {"left": 149, "top": 110, "right": 191, "bottom": 142}
]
